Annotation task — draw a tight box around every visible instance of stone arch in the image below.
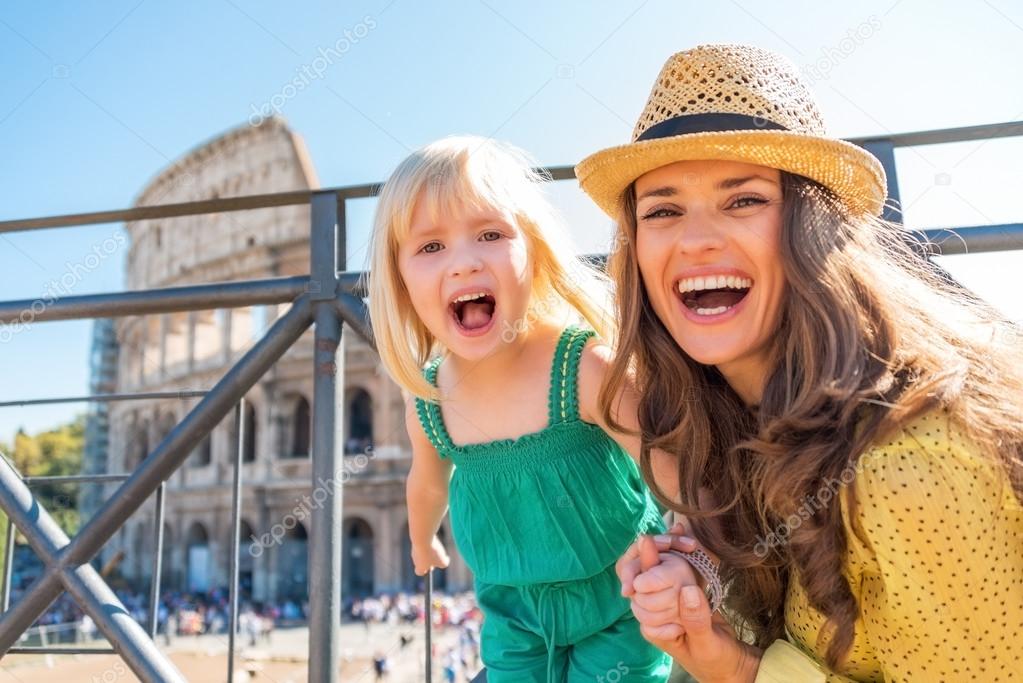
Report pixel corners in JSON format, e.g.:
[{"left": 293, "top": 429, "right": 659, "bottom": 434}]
[
  {"left": 342, "top": 517, "right": 374, "bottom": 597},
  {"left": 276, "top": 521, "right": 308, "bottom": 602},
  {"left": 128, "top": 416, "right": 150, "bottom": 471},
  {"left": 242, "top": 400, "right": 258, "bottom": 463},
  {"left": 291, "top": 395, "right": 311, "bottom": 458},
  {"left": 185, "top": 521, "right": 211, "bottom": 592},
  {"left": 161, "top": 522, "right": 175, "bottom": 588},
  {"left": 345, "top": 387, "right": 373, "bottom": 454},
  {"left": 155, "top": 410, "right": 177, "bottom": 446},
  {"left": 237, "top": 519, "right": 256, "bottom": 600}
]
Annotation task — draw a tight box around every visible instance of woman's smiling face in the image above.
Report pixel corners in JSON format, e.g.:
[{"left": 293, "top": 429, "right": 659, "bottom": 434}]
[{"left": 634, "top": 159, "right": 787, "bottom": 402}]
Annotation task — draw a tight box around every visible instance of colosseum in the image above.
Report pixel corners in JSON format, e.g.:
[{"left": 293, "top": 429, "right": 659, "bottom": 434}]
[{"left": 91, "top": 117, "right": 471, "bottom": 608}]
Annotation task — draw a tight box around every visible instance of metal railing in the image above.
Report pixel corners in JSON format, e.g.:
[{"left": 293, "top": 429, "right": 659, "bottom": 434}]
[{"left": 0, "top": 120, "right": 1019, "bottom": 682}]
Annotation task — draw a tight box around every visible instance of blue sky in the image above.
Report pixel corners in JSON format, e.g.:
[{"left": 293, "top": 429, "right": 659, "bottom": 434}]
[{"left": 1, "top": 0, "right": 1021, "bottom": 440}]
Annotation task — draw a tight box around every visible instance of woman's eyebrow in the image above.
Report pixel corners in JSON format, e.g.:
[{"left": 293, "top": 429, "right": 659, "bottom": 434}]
[
  {"left": 637, "top": 175, "right": 778, "bottom": 201},
  {"left": 636, "top": 186, "right": 678, "bottom": 201},
  {"left": 716, "top": 174, "right": 777, "bottom": 190}
]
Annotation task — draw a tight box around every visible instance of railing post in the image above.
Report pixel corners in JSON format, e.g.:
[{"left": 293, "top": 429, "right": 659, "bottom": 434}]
[
  {"left": 859, "top": 139, "right": 902, "bottom": 224},
  {"left": 146, "top": 482, "right": 165, "bottom": 638},
  {"left": 308, "top": 190, "right": 345, "bottom": 682},
  {"left": 425, "top": 570, "right": 433, "bottom": 683},
  {"left": 227, "top": 398, "right": 245, "bottom": 683}
]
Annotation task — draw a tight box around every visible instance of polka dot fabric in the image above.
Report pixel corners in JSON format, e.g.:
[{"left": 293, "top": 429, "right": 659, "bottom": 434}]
[{"left": 761, "top": 410, "right": 1023, "bottom": 682}]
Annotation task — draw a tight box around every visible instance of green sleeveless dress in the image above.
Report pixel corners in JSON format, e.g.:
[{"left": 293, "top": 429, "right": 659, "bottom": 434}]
[
  {"left": 416, "top": 325, "right": 671, "bottom": 682},
  {"left": 415, "top": 325, "right": 665, "bottom": 585}
]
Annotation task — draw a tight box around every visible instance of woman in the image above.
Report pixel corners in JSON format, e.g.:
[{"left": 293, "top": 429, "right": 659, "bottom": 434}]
[{"left": 577, "top": 44, "right": 1023, "bottom": 681}]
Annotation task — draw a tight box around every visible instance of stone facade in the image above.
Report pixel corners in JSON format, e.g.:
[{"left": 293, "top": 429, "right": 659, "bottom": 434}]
[{"left": 99, "top": 117, "right": 470, "bottom": 605}]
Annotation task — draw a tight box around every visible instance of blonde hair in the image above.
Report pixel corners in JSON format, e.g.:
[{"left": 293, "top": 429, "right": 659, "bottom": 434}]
[{"left": 368, "top": 136, "right": 614, "bottom": 400}]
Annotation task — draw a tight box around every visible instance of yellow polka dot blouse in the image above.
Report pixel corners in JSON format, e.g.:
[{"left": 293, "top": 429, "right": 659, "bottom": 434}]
[{"left": 755, "top": 410, "right": 1023, "bottom": 682}]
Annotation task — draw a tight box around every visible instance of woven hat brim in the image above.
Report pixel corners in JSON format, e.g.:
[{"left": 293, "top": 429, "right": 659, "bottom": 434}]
[{"left": 576, "top": 129, "right": 887, "bottom": 219}]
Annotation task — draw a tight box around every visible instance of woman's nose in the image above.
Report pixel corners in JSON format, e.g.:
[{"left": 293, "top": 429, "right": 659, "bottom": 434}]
[{"left": 674, "top": 208, "right": 727, "bottom": 255}]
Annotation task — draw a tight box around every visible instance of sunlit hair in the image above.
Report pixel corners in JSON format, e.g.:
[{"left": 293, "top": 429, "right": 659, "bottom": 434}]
[
  {"left": 368, "top": 136, "right": 614, "bottom": 400},
  {"left": 600, "top": 172, "right": 1023, "bottom": 668}
]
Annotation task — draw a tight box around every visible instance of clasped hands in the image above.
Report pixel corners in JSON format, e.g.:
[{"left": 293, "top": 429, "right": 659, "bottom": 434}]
[{"left": 615, "top": 523, "right": 762, "bottom": 683}]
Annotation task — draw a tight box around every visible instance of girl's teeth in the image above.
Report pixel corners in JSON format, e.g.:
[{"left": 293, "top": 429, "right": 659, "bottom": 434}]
[{"left": 695, "top": 306, "right": 730, "bottom": 316}]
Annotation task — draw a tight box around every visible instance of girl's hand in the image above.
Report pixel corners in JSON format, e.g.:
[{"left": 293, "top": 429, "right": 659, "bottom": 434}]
[
  {"left": 617, "top": 523, "right": 699, "bottom": 596},
  {"left": 411, "top": 535, "right": 450, "bottom": 575},
  {"left": 631, "top": 536, "right": 761, "bottom": 683}
]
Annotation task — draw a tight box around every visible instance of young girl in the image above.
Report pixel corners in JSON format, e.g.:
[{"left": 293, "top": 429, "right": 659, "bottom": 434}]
[
  {"left": 368, "top": 136, "right": 676, "bottom": 682},
  {"left": 579, "top": 44, "right": 1023, "bottom": 681}
]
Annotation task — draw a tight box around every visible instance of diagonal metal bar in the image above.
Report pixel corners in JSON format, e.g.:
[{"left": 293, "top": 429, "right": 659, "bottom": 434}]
[
  {"left": 60, "top": 554, "right": 187, "bottom": 680},
  {"left": 0, "top": 458, "right": 186, "bottom": 680},
  {"left": 0, "top": 294, "right": 314, "bottom": 670},
  {"left": 334, "top": 291, "right": 374, "bottom": 350},
  {"left": 68, "top": 294, "right": 313, "bottom": 565}
]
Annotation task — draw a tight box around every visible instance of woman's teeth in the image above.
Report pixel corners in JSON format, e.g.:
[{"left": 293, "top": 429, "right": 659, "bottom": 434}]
[
  {"left": 676, "top": 274, "right": 752, "bottom": 316},
  {"left": 695, "top": 306, "right": 730, "bottom": 316},
  {"left": 677, "top": 275, "right": 752, "bottom": 294}
]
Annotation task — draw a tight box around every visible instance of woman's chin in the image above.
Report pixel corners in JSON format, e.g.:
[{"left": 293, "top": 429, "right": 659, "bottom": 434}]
[{"left": 672, "top": 333, "right": 746, "bottom": 369}]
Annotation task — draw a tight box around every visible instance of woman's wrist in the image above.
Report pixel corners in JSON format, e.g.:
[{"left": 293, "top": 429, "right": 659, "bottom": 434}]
[{"left": 732, "top": 643, "right": 763, "bottom": 683}]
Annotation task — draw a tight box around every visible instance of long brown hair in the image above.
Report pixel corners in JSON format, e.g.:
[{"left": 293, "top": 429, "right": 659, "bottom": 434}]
[{"left": 601, "top": 172, "right": 1023, "bottom": 667}]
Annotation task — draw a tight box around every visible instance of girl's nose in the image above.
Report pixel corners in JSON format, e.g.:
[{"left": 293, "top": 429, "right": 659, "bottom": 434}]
[{"left": 447, "top": 247, "right": 483, "bottom": 278}]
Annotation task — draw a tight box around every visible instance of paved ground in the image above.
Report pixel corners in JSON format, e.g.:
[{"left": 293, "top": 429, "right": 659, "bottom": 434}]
[{"left": 0, "top": 620, "right": 479, "bottom": 682}]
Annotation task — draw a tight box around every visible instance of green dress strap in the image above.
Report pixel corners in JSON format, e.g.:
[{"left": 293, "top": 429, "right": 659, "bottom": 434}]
[
  {"left": 414, "top": 325, "right": 596, "bottom": 456},
  {"left": 547, "top": 325, "right": 595, "bottom": 426},
  {"left": 414, "top": 357, "right": 450, "bottom": 456}
]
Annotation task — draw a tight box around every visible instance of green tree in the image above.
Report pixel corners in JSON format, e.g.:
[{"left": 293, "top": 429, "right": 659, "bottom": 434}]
[{"left": 0, "top": 414, "right": 86, "bottom": 555}]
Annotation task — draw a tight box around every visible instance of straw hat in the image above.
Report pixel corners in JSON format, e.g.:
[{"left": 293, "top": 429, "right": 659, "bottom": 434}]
[{"left": 576, "top": 44, "right": 887, "bottom": 218}]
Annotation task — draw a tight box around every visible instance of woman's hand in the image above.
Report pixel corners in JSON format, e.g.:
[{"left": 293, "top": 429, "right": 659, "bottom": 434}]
[
  {"left": 628, "top": 535, "right": 762, "bottom": 683},
  {"left": 411, "top": 535, "right": 450, "bottom": 575}
]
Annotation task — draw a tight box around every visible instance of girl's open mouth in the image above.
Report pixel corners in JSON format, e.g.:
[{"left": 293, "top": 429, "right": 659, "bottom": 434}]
[
  {"left": 676, "top": 274, "right": 752, "bottom": 317},
  {"left": 449, "top": 291, "right": 497, "bottom": 335}
]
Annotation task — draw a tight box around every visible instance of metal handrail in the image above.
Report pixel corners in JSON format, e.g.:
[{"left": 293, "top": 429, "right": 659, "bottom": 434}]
[
  {"left": 0, "top": 120, "right": 1019, "bottom": 682},
  {"left": 0, "top": 122, "right": 1019, "bottom": 234}
]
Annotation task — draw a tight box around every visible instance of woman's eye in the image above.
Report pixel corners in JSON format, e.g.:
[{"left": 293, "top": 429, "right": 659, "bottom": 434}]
[
  {"left": 729, "top": 196, "right": 768, "bottom": 209},
  {"left": 419, "top": 242, "right": 443, "bottom": 254},
  {"left": 640, "top": 207, "right": 681, "bottom": 221},
  {"left": 480, "top": 230, "right": 502, "bottom": 242}
]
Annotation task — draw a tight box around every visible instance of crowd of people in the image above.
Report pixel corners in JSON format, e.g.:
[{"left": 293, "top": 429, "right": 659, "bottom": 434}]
[
  {"left": 350, "top": 592, "right": 482, "bottom": 682},
  {"left": 14, "top": 580, "right": 483, "bottom": 678},
  {"left": 9, "top": 584, "right": 295, "bottom": 646}
]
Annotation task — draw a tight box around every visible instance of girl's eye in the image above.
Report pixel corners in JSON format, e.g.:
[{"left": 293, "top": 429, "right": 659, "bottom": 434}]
[
  {"left": 419, "top": 241, "right": 443, "bottom": 254},
  {"left": 480, "top": 230, "right": 502, "bottom": 242},
  {"left": 639, "top": 207, "right": 682, "bottom": 221},
  {"left": 729, "top": 195, "right": 768, "bottom": 209}
]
